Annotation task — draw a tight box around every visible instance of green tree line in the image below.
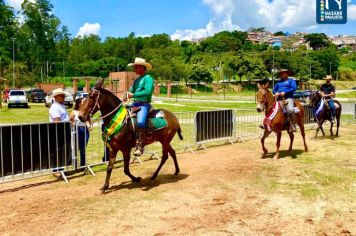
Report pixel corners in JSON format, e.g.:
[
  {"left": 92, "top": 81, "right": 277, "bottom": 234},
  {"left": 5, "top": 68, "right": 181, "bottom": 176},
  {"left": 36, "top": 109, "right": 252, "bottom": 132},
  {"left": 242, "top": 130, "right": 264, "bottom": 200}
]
[{"left": 0, "top": 0, "right": 354, "bottom": 87}]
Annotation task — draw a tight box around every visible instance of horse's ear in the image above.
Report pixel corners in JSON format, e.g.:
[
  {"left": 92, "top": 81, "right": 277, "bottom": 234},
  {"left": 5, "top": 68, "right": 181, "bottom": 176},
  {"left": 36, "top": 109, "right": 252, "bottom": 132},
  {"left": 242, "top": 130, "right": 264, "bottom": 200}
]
[
  {"left": 94, "top": 78, "right": 104, "bottom": 89},
  {"left": 257, "top": 83, "right": 261, "bottom": 89},
  {"left": 265, "top": 81, "right": 270, "bottom": 88}
]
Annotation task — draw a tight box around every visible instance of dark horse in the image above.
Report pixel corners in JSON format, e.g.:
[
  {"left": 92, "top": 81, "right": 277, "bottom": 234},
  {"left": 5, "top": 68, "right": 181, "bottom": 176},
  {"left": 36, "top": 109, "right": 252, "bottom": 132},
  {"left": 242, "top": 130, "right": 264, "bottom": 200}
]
[
  {"left": 309, "top": 91, "right": 341, "bottom": 137},
  {"left": 256, "top": 82, "right": 308, "bottom": 159},
  {"left": 78, "top": 79, "right": 183, "bottom": 192}
]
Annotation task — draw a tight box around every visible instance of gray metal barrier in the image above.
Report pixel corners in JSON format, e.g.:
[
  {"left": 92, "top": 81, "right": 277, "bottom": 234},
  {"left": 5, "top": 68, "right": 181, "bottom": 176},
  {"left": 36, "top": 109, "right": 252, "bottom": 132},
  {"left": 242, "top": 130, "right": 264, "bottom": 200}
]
[{"left": 0, "top": 122, "right": 72, "bottom": 183}]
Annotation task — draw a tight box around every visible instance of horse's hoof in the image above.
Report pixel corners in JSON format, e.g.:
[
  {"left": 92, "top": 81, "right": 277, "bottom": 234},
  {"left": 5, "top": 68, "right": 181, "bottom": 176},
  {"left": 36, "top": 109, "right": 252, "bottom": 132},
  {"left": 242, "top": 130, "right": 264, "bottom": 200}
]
[
  {"left": 133, "top": 177, "right": 141, "bottom": 183},
  {"left": 151, "top": 175, "right": 157, "bottom": 180},
  {"left": 263, "top": 149, "right": 268, "bottom": 155},
  {"left": 273, "top": 154, "right": 279, "bottom": 160},
  {"left": 174, "top": 170, "right": 180, "bottom": 176},
  {"left": 100, "top": 185, "right": 109, "bottom": 193}
]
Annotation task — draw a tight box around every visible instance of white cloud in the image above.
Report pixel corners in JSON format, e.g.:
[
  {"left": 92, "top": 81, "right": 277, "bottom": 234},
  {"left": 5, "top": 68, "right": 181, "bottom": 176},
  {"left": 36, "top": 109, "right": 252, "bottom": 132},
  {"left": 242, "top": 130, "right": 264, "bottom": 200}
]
[
  {"left": 349, "top": 4, "right": 356, "bottom": 20},
  {"left": 171, "top": 0, "right": 356, "bottom": 41},
  {"left": 4, "top": 0, "right": 35, "bottom": 11},
  {"left": 76, "top": 23, "right": 101, "bottom": 37}
]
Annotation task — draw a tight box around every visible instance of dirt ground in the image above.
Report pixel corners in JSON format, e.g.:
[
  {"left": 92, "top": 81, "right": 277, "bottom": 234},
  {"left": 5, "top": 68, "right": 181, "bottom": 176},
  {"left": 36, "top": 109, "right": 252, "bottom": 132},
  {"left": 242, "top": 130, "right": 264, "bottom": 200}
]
[{"left": 0, "top": 124, "right": 355, "bottom": 236}]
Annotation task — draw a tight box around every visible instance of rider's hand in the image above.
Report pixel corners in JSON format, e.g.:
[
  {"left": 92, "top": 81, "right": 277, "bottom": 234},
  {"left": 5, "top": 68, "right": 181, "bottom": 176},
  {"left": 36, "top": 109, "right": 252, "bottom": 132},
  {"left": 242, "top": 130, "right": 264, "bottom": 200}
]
[
  {"left": 127, "top": 92, "right": 133, "bottom": 99},
  {"left": 280, "top": 92, "right": 285, "bottom": 96},
  {"left": 274, "top": 92, "right": 280, "bottom": 97}
]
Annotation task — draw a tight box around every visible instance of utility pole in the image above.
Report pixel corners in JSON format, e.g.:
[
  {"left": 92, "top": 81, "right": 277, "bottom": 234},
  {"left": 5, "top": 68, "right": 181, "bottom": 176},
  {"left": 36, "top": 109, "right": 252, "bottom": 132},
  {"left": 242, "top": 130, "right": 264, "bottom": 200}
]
[
  {"left": 11, "top": 37, "right": 16, "bottom": 88},
  {"left": 272, "top": 50, "right": 275, "bottom": 87}
]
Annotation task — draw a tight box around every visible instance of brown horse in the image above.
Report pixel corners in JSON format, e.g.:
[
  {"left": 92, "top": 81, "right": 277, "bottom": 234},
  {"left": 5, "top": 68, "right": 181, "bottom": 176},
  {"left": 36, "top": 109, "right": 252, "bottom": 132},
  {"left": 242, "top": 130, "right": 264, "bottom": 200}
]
[
  {"left": 78, "top": 79, "right": 183, "bottom": 192},
  {"left": 256, "top": 83, "right": 308, "bottom": 159},
  {"left": 309, "top": 91, "right": 341, "bottom": 137}
]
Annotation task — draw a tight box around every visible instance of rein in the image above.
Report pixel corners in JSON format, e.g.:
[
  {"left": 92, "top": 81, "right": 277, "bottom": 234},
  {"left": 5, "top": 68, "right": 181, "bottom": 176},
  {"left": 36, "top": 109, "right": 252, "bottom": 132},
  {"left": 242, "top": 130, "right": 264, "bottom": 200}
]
[{"left": 89, "top": 88, "right": 123, "bottom": 124}]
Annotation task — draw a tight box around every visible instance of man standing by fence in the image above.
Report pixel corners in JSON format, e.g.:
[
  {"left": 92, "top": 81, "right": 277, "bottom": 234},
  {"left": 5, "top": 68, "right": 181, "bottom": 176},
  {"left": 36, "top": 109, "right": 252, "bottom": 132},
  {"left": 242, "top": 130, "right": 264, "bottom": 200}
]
[{"left": 49, "top": 88, "right": 69, "bottom": 122}]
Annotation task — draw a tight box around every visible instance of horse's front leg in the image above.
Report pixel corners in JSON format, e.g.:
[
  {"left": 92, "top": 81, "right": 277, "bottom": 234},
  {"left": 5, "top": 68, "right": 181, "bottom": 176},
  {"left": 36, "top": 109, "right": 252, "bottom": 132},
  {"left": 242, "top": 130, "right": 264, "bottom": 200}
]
[
  {"left": 261, "top": 130, "right": 271, "bottom": 157},
  {"left": 330, "top": 120, "right": 334, "bottom": 136},
  {"left": 123, "top": 149, "right": 141, "bottom": 183},
  {"left": 101, "top": 149, "right": 118, "bottom": 192},
  {"left": 320, "top": 121, "right": 326, "bottom": 136},
  {"left": 274, "top": 132, "right": 282, "bottom": 160},
  {"left": 287, "top": 130, "right": 294, "bottom": 152}
]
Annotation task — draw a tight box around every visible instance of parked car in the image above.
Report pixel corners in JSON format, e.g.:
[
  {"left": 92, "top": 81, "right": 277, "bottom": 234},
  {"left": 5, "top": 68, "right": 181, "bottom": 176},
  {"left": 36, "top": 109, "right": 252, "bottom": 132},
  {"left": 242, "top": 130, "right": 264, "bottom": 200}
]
[
  {"left": 7, "top": 90, "right": 29, "bottom": 108},
  {"left": 27, "top": 88, "right": 47, "bottom": 102},
  {"left": 74, "top": 91, "right": 88, "bottom": 101},
  {"left": 45, "top": 91, "right": 73, "bottom": 108}
]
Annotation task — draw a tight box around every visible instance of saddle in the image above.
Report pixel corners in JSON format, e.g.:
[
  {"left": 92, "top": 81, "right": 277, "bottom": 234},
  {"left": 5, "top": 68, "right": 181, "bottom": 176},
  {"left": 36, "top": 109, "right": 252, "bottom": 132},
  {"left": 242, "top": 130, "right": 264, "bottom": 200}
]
[{"left": 128, "top": 106, "right": 168, "bottom": 135}]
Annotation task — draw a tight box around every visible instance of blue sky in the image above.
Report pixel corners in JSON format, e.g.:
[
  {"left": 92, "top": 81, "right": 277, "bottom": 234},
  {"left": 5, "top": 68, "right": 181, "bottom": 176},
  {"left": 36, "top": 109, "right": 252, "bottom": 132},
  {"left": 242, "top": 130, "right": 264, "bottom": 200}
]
[{"left": 5, "top": 0, "right": 356, "bottom": 40}]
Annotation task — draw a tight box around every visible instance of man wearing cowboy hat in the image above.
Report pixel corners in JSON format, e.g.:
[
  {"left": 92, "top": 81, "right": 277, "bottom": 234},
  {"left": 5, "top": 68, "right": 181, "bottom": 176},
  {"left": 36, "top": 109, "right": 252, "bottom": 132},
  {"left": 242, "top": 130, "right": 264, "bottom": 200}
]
[
  {"left": 49, "top": 88, "right": 69, "bottom": 122},
  {"left": 319, "top": 75, "right": 336, "bottom": 122},
  {"left": 273, "top": 69, "right": 298, "bottom": 132},
  {"left": 124, "top": 57, "right": 154, "bottom": 156}
]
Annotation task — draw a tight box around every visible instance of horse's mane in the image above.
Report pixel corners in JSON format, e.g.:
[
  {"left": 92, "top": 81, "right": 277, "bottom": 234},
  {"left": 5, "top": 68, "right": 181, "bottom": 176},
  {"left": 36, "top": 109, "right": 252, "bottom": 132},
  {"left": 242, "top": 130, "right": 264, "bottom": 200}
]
[{"left": 98, "top": 87, "right": 122, "bottom": 104}]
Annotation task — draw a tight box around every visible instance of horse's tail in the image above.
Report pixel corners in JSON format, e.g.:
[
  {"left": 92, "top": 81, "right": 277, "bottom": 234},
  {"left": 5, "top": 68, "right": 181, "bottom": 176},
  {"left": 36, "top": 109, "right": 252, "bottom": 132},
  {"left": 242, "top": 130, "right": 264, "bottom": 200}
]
[{"left": 177, "top": 126, "right": 183, "bottom": 140}]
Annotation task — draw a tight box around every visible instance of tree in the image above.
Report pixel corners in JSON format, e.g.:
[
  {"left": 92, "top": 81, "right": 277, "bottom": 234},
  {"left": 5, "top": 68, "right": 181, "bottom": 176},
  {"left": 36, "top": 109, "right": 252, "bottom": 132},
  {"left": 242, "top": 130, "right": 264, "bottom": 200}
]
[
  {"left": 304, "top": 33, "right": 331, "bottom": 50},
  {"left": 188, "top": 65, "right": 213, "bottom": 85}
]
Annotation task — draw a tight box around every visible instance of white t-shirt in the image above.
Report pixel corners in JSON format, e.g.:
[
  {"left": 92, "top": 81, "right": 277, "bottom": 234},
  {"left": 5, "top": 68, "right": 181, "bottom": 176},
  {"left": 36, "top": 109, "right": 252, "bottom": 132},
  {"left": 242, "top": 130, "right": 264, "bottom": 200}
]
[{"left": 49, "top": 102, "right": 69, "bottom": 122}]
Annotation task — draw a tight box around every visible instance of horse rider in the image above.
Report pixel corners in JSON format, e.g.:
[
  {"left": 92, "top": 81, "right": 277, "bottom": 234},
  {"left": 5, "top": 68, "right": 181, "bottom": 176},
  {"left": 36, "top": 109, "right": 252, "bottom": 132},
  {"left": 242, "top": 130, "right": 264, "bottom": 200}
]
[
  {"left": 273, "top": 69, "right": 297, "bottom": 132},
  {"left": 124, "top": 57, "right": 154, "bottom": 156},
  {"left": 319, "top": 75, "right": 336, "bottom": 123}
]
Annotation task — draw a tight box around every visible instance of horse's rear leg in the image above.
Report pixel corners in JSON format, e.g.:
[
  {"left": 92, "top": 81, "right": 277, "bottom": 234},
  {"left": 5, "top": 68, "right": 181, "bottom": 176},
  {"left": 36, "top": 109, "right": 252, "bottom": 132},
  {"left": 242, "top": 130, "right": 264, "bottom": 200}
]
[
  {"left": 167, "top": 144, "right": 180, "bottom": 175},
  {"left": 101, "top": 150, "right": 117, "bottom": 192},
  {"left": 151, "top": 146, "right": 169, "bottom": 180},
  {"left": 287, "top": 130, "right": 294, "bottom": 152},
  {"left": 336, "top": 115, "right": 340, "bottom": 136},
  {"left": 330, "top": 121, "right": 334, "bottom": 136}
]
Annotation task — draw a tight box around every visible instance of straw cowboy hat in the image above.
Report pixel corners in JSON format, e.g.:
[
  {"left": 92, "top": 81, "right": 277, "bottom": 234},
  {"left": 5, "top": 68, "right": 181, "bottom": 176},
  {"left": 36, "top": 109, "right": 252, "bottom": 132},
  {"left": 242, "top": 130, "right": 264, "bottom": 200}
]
[
  {"left": 49, "top": 88, "right": 67, "bottom": 98},
  {"left": 127, "top": 57, "right": 152, "bottom": 70},
  {"left": 324, "top": 75, "right": 333, "bottom": 80},
  {"left": 278, "top": 69, "right": 293, "bottom": 76}
]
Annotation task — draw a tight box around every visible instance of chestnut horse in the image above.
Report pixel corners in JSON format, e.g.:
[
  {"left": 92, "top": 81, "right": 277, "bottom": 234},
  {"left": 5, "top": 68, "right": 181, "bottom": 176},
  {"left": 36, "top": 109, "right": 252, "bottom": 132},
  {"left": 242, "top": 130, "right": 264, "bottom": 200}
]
[
  {"left": 309, "top": 91, "right": 341, "bottom": 137},
  {"left": 256, "top": 83, "right": 308, "bottom": 159},
  {"left": 78, "top": 79, "right": 183, "bottom": 192}
]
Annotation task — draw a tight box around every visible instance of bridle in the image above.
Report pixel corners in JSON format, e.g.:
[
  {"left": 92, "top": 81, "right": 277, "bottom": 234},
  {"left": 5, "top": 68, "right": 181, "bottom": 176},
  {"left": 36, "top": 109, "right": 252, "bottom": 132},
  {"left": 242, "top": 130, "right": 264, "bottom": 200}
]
[
  {"left": 88, "top": 88, "right": 123, "bottom": 123},
  {"left": 257, "top": 89, "right": 270, "bottom": 111}
]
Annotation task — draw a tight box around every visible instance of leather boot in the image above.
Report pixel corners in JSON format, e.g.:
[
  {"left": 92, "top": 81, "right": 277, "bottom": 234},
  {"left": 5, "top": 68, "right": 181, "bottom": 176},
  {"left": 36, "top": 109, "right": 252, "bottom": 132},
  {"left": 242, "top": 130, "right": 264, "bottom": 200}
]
[
  {"left": 290, "top": 113, "right": 297, "bottom": 132},
  {"left": 133, "top": 128, "right": 146, "bottom": 156}
]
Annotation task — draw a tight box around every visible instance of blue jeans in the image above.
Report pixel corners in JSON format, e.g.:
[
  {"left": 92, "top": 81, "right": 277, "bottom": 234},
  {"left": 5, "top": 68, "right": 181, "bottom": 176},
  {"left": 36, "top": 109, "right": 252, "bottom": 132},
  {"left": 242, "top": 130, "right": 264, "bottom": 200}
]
[
  {"left": 78, "top": 126, "right": 89, "bottom": 166},
  {"left": 132, "top": 102, "right": 151, "bottom": 128},
  {"left": 327, "top": 99, "right": 335, "bottom": 117}
]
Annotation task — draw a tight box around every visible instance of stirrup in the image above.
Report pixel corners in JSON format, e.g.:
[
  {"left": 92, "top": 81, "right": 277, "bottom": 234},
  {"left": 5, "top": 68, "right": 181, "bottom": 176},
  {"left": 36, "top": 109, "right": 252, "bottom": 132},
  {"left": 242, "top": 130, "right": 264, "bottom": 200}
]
[{"left": 133, "top": 147, "right": 144, "bottom": 156}]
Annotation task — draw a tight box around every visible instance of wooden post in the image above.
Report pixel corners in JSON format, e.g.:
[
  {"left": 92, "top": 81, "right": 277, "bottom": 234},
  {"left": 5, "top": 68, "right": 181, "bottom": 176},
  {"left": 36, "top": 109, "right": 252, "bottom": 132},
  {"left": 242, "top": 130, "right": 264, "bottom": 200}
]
[
  {"left": 154, "top": 83, "right": 160, "bottom": 95},
  {"left": 73, "top": 78, "right": 78, "bottom": 95},
  {"left": 167, "top": 82, "right": 172, "bottom": 98},
  {"left": 212, "top": 84, "right": 219, "bottom": 94},
  {"left": 84, "top": 78, "right": 90, "bottom": 92}
]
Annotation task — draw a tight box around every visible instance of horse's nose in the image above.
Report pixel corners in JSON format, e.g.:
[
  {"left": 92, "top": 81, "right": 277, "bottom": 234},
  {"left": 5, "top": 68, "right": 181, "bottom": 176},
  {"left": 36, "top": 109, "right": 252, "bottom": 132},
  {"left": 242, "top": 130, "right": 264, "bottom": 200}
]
[
  {"left": 78, "top": 115, "right": 84, "bottom": 122},
  {"left": 257, "top": 108, "right": 262, "bottom": 112}
]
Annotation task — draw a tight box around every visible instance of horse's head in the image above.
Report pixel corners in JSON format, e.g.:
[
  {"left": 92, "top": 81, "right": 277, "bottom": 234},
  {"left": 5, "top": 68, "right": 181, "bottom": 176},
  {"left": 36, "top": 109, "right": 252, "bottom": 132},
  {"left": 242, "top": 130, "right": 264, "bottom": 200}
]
[
  {"left": 78, "top": 79, "right": 105, "bottom": 122},
  {"left": 309, "top": 90, "right": 321, "bottom": 108},
  {"left": 256, "top": 82, "right": 272, "bottom": 113}
]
